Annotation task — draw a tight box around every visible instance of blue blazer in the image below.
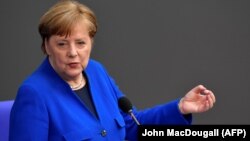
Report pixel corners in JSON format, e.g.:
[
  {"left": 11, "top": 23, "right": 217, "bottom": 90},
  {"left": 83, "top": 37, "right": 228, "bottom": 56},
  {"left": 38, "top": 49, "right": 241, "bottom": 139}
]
[{"left": 10, "top": 57, "right": 191, "bottom": 141}]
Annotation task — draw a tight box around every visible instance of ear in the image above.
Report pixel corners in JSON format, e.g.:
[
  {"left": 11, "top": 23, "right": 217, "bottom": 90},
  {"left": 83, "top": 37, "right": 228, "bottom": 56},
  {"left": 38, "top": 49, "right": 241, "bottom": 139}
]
[
  {"left": 44, "top": 38, "right": 51, "bottom": 55},
  {"left": 91, "top": 38, "right": 94, "bottom": 48}
]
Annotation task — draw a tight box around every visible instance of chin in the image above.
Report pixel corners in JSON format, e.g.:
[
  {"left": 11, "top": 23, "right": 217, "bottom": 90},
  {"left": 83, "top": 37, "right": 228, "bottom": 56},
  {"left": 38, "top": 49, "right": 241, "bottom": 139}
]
[{"left": 66, "top": 71, "right": 82, "bottom": 77}]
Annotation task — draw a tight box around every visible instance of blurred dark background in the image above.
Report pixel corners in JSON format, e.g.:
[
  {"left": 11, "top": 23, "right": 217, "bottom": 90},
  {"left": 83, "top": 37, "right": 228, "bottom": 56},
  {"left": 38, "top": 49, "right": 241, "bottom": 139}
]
[{"left": 1, "top": 0, "right": 250, "bottom": 124}]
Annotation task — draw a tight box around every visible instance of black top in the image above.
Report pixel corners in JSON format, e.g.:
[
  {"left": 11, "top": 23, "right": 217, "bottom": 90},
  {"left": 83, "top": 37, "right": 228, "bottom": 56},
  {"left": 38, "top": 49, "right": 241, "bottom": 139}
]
[{"left": 74, "top": 83, "right": 98, "bottom": 119}]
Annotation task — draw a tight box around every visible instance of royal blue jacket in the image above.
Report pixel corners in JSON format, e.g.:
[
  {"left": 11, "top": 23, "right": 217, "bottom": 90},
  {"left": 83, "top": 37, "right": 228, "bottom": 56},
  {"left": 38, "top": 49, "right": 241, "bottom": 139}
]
[{"left": 9, "top": 57, "right": 192, "bottom": 141}]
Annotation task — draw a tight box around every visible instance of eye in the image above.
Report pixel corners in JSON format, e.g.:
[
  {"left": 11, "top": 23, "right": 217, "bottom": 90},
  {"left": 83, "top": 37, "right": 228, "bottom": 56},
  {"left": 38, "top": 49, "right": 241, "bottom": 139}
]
[
  {"left": 77, "top": 41, "right": 86, "bottom": 45},
  {"left": 57, "top": 42, "right": 66, "bottom": 47}
]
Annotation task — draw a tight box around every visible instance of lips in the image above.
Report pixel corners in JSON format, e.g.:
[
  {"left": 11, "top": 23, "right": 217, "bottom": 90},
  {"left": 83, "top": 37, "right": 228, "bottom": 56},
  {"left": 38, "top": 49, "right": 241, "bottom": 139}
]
[{"left": 68, "top": 62, "right": 79, "bottom": 68}]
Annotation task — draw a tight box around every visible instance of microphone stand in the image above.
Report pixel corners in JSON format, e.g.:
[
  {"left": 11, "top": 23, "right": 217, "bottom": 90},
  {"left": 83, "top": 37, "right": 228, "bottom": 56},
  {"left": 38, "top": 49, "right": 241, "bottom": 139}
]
[{"left": 128, "top": 110, "right": 140, "bottom": 125}]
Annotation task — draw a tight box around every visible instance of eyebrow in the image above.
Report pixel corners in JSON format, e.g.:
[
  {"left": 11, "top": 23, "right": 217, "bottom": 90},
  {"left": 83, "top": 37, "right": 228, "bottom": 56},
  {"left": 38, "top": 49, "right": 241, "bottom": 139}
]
[
  {"left": 56, "top": 38, "right": 86, "bottom": 42},
  {"left": 75, "top": 39, "right": 85, "bottom": 42}
]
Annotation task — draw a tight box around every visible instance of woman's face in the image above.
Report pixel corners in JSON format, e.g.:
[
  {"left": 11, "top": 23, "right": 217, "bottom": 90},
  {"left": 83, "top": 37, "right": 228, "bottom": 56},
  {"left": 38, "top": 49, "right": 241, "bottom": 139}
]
[{"left": 45, "top": 21, "right": 92, "bottom": 81}]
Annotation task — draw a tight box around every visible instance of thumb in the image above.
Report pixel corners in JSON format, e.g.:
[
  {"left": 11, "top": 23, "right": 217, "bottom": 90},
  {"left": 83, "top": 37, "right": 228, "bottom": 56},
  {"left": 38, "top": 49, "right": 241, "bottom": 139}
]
[{"left": 191, "top": 85, "right": 206, "bottom": 94}]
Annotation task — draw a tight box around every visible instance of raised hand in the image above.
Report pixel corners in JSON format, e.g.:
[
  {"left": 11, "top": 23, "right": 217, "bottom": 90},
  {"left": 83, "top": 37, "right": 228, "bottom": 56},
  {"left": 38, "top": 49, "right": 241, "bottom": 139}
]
[{"left": 178, "top": 85, "right": 216, "bottom": 114}]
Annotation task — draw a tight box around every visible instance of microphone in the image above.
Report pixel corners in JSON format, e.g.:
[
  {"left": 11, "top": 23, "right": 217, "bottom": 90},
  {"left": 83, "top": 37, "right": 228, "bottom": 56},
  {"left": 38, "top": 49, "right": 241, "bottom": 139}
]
[{"left": 118, "top": 97, "right": 140, "bottom": 125}]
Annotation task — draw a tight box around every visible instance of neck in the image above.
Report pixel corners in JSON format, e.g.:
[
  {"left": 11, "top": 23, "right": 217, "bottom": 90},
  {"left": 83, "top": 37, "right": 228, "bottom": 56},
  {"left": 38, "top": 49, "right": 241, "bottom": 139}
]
[{"left": 69, "top": 74, "right": 85, "bottom": 90}]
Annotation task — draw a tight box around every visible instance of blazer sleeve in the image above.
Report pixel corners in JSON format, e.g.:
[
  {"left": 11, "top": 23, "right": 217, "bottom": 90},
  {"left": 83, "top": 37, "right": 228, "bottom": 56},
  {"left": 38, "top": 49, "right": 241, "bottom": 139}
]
[{"left": 9, "top": 85, "right": 49, "bottom": 141}]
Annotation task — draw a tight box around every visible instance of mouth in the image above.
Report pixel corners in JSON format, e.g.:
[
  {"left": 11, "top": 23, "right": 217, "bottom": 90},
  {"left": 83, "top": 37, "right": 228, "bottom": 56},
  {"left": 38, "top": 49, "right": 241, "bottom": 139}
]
[{"left": 68, "top": 62, "right": 80, "bottom": 68}]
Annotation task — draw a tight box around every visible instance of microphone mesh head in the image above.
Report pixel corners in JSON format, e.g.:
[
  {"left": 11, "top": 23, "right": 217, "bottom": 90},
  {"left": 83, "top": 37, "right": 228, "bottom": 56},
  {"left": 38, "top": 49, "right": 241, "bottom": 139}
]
[{"left": 118, "top": 97, "right": 133, "bottom": 113}]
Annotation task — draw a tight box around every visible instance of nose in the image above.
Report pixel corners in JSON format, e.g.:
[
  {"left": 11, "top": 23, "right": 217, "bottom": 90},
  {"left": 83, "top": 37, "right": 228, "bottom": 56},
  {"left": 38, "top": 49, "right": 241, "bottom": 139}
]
[{"left": 67, "top": 45, "right": 78, "bottom": 58}]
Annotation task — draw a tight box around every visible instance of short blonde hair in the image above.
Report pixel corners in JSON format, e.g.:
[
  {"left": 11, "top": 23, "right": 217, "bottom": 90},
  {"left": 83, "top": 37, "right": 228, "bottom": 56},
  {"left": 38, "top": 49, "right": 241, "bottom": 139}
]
[{"left": 38, "top": 0, "right": 98, "bottom": 54}]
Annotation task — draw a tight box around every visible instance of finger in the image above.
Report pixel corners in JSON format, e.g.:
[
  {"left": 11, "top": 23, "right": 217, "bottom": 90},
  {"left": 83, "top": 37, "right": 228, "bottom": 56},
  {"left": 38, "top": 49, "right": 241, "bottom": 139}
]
[
  {"left": 202, "top": 89, "right": 210, "bottom": 95},
  {"left": 209, "top": 91, "right": 216, "bottom": 103},
  {"left": 200, "top": 100, "right": 210, "bottom": 112},
  {"left": 207, "top": 95, "right": 214, "bottom": 109},
  {"left": 204, "top": 90, "right": 216, "bottom": 103},
  {"left": 199, "top": 95, "right": 211, "bottom": 110},
  {"left": 199, "top": 94, "right": 208, "bottom": 102},
  {"left": 205, "top": 100, "right": 210, "bottom": 111},
  {"left": 206, "top": 100, "right": 213, "bottom": 111},
  {"left": 192, "top": 84, "right": 206, "bottom": 94}
]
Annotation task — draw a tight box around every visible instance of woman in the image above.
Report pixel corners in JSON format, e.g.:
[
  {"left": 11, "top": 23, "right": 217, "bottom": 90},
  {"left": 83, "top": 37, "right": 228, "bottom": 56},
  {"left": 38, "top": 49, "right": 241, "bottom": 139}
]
[{"left": 9, "top": 0, "right": 215, "bottom": 141}]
